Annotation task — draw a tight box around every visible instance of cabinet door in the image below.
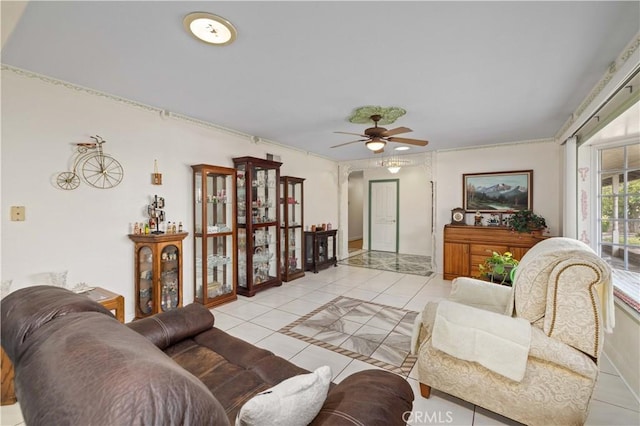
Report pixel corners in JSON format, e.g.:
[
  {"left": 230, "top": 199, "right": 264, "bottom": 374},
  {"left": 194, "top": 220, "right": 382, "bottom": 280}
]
[
  {"left": 160, "top": 244, "right": 180, "bottom": 311},
  {"left": 471, "top": 244, "right": 508, "bottom": 279},
  {"left": 137, "top": 245, "right": 154, "bottom": 316},
  {"left": 508, "top": 246, "right": 530, "bottom": 261},
  {"left": 444, "top": 242, "right": 469, "bottom": 278}
]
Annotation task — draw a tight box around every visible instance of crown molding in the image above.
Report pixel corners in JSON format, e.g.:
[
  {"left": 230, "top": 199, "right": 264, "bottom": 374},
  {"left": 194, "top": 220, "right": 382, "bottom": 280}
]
[
  {"left": 556, "top": 33, "right": 640, "bottom": 140},
  {"left": 1, "top": 64, "right": 335, "bottom": 162}
]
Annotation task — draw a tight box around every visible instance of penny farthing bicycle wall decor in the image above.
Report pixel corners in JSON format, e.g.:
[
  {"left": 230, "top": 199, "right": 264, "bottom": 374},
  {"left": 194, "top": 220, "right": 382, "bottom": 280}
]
[{"left": 56, "top": 136, "right": 124, "bottom": 190}]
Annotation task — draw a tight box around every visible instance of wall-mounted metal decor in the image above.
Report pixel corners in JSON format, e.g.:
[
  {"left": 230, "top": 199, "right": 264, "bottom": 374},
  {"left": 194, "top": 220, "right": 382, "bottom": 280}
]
[{"left": 56, "top": 135, "right": 124, "bottom": 190}]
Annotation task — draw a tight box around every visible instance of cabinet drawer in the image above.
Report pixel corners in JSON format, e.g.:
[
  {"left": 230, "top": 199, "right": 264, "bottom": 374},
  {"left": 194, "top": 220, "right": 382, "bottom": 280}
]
[{"left": 470, "top": 244, "right": 508, "bottom": 256}]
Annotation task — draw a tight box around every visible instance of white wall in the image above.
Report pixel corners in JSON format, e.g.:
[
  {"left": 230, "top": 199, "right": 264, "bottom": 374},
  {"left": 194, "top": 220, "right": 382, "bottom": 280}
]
[
  {"left": 433, "top": 140, "right": 560, "bottom": 272},
  {"left": 1, "top": 69, "right": 338, "bottom": 321}
]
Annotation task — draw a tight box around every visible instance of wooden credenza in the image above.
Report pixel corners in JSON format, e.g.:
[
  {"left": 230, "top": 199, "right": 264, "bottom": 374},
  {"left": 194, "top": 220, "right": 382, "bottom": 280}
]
[{"left": 443, "top": 225, "right": 546, "bottom": 281}]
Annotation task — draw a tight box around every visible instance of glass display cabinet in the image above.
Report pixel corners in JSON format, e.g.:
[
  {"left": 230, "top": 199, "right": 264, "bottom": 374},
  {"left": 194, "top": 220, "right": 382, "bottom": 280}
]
[
  {"left": 233, "top": 156, "right": 282, "bottom": 296},
  {"left": 192, "top": 164, "right": 237, "bottom": 308},
  {"left": 304, "top": 229, "right": 338, "bottom": 273},
  {"left": 280, "top": 176, "right": 305, "bottom": 282},
  {"left": 128, "top": 232, "right": 188, "bottom": 319}
]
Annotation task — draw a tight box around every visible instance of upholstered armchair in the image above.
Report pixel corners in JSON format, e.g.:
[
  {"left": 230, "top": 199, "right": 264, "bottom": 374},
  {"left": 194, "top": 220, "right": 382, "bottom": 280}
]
[{"left": 412, "top": 237, "right": 613, "bottom": 426}]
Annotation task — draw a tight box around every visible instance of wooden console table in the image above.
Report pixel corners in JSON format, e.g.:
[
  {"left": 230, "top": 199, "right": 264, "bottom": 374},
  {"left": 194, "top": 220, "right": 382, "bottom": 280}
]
[
  {"left": 1, "top": 287, "right": 124, "bottom": 405},
  {"left": 443, "top": 225, "right": 547, "bottom": 281}
]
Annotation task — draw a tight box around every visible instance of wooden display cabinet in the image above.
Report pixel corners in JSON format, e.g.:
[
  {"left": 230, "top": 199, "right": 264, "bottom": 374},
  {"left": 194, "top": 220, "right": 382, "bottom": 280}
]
[
  {"left": 233, "top": 156, "right": 282, "bottom": 296},
  {"left": 443, "top": 225, "right": 546, "bottom": 281},
  {"left": 192, "top": 164, "right": 237, "bottom": 308},
  {"left": 280, "top": 176, "right": 305, "bottom": 282},
  {"left": 304, "top": 229, "right": 338, "bottom": 273},
  {"left": 128, "top": 232, "right": 188, "bottom": 319}
]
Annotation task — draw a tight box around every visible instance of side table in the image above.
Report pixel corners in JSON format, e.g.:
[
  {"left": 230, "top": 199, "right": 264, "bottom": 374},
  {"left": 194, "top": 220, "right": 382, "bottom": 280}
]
[
  {"left": 80, "top": 287, "right": 125, "bottom": 323},
  {"left": 0, "top": 287, "right": 124, "bottom": 405}
]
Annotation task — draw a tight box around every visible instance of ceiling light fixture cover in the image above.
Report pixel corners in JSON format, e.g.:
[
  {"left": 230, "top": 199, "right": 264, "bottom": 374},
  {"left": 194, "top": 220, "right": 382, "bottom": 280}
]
[
  {"left": 349, "top": 106, "right": 406, "bottom": 125},
  {"left": 366, "top": 140, "right": 386, "bottom": 151},
  {"left": 183, "top": 12, "right": 237, "bottom": 46}
]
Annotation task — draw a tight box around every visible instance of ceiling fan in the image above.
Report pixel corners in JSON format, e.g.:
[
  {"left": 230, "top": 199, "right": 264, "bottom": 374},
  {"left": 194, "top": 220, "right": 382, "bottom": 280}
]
[{"left": 331, "top": 114, "right": 429, "bottom": 153}]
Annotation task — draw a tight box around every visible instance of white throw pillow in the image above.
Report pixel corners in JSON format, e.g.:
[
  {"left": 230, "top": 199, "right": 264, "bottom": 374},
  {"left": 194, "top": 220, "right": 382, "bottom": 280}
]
[{"left": 235, "top": 365, "right": 332, "bottom": 426}]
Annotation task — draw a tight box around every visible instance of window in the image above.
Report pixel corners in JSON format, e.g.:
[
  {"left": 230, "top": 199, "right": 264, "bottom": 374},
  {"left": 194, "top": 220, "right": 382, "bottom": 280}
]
[{"left": 597, "top": 142, "right": 640, "bottom": 310}]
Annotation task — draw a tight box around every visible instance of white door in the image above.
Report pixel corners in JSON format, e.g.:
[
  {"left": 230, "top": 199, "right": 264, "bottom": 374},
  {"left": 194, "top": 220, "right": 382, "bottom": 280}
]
[{"left": 370, "top": 180, "right": 398, "bottom": 252}]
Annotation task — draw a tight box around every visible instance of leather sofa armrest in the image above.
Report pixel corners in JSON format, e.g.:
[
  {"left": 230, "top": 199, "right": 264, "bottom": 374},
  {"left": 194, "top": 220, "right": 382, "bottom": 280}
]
[
  {"left": 0, "top": 285, "right": 113, "bottom": 362},
  {"left": 128, "top": 303, "right": 214, "bottom": 350},
  {"left": 310, "top": 370, "right": 413, "bottom": 426}
]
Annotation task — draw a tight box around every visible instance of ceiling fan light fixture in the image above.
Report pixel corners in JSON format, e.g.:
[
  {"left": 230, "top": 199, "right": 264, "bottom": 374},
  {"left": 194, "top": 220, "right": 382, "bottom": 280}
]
[
  {"left": 184, "top": 12, "right": 237, "bottom": 46},
  {"left": 366, "top": 140, "right": 386, "bottom": 151}
]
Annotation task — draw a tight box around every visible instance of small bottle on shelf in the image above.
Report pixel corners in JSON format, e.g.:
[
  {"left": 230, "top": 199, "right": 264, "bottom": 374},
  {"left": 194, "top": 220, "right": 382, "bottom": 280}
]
[{"left": 178, "top": 221, "right": 183, "bottom": 232}]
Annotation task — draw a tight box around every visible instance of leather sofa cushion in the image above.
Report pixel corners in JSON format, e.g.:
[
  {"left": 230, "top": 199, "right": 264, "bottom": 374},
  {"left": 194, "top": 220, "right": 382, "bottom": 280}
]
[
  {"left": 127, "top": 302, "right": 214, "bottom": 350},
  {"left": 164, "top": 328, "right": 311, "bottom": 422}
]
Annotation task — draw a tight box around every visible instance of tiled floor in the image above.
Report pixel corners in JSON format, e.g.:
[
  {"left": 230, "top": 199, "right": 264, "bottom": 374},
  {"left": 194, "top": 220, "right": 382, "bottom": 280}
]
[{"left": 2, "top": 266, "right": 639, "bottom": 425}]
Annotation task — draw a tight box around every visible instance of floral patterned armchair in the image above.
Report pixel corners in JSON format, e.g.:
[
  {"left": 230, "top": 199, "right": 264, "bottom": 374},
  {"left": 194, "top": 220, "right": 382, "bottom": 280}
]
[{"left": 413, "top": 237, "right": 613, "bottom": 425}]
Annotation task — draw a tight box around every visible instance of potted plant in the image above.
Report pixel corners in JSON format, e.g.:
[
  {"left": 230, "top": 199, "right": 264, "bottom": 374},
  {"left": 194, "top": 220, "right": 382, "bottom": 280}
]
[
  {"left": 505, "top": 209, "right": 547, "bottom": 234},
  {"left": 478, "top": 251, "right": 519, "bottom": 285}
]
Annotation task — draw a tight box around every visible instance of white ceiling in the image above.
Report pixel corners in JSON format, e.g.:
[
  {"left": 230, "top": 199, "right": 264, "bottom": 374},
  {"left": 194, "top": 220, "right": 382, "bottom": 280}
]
[{"left": 2, "top": 1, "right": 638, "bottom": 161}]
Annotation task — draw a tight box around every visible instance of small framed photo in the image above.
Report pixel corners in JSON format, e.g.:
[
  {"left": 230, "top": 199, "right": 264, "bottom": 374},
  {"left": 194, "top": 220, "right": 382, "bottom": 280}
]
[{"left": 463, "top": 170, "right": 533, "bottom": 213}]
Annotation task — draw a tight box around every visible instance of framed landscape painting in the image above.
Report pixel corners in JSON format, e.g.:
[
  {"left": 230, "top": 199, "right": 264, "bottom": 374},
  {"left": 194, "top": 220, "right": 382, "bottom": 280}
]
[{"left": 463, "top": 170, "right": 533, "bottom": 212}]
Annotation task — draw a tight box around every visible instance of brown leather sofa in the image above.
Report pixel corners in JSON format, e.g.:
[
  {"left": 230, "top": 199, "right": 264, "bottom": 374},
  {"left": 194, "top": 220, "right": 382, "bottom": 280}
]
[{"left": 1, "top": 286, "right": 413, "bottom": 425}]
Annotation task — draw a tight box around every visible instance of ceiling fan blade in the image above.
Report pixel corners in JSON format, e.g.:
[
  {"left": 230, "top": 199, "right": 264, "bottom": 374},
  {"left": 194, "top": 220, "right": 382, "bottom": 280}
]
[
  {"left": 381, "top": 126, "right": 412, "bottom": 137},
  {"left": 334, "top": 131, "right": 368, "bottom": 137},
  {"left": 387, "top": 136, "right": 429, "bottom": 146},
  {"left": 330, "top": 139, "right": 367, "bottom": 149}
]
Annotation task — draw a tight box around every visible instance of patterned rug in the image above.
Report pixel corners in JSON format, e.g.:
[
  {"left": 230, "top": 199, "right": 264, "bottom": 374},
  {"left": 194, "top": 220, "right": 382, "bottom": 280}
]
[
  {"left": 339, "top": 250, "right": 433, "bottom": 276},
  {"left": 279, "top": 296, "right": 419, "bottom": 376}
]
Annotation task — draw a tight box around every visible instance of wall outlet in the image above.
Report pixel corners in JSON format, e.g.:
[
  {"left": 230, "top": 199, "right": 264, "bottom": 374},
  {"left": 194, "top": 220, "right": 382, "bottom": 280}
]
[{"left": 11, "top": 206, "right": 25, "bottom": 221}]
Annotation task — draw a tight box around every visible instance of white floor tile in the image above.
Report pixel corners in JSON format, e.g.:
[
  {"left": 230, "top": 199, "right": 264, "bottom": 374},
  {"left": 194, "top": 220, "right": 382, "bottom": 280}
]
[
  {"left": 253, "top": 332, "right": 310, "bottom": 360},
  {"left": 0, "top": 402, "right": 24, "bottom": 426},
  {"left": 250, "top": 308, "right": 299, "bottom": 331},
  {"left": 333, "top": 358, "right": 385, "bottom": 383},
  {"left": 473, "top": 406, "right": 523, "bottom": 425},
  {"left": 297, "top": 290, "right": 340, "bottom": 304},
  {"left": 222, "top": 302, "right": 273, "bottom": 321},
  {"left": 372, "top": 293, "right": 412, "bottom": 308},
  {"left": 342, "top": 288, "right": 379, "bottom": 301},
  {"left": 225, "top": 322, "right": 274, "bottom": 344},
  {"left": 407, "top": 378, "right": 474, "bottom": 426},
  {"left": 251, "top": 292, "right": 296, "bottom": 308},
  {"left": 586, "top": 398, "right": 640, "bottom": 426},
  {"left": 211, "top": 310, "right": 245, "bottom": 331},
  {"left": 289, "top": 344, "right": 353, "bottom": 381},
  {"left": 278, "top": 298, "right": 324, "bottom": 316},
  {"left": 592, "top": 371, "right": 640, "bottom": 412}
]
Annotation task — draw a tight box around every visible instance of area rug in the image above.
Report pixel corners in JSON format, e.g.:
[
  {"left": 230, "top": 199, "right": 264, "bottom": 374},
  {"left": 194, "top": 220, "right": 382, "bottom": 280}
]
[
  {"left": 339, "top": 250, "right": 433, "bottom": 276},
  {"left": 279, "top": 296, "right": 419, "bottom": 376}
]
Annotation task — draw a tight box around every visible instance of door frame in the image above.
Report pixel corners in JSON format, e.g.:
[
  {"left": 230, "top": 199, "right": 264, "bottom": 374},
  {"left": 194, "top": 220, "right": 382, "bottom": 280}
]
[{"left": 368, "top": 179, "right": 400, "bottom": 252}]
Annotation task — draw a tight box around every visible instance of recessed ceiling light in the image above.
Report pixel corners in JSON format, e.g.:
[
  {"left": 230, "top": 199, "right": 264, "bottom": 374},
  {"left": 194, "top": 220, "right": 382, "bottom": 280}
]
[
  {"left": 395, "top": 146, "right": 410, "bottom": 151},
  {"left": 183, "top": 12, "right": 237, "bottom": 46}
]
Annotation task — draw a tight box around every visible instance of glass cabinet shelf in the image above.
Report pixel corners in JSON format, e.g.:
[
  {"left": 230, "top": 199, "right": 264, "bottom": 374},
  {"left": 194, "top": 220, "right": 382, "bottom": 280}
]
[{"left": 192, "top": 164, "right": 237, "bottom": 308}]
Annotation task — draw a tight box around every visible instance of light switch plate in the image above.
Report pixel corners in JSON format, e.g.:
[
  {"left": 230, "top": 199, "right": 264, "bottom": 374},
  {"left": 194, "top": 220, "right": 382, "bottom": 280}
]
[{"left": 11, "top": 206, "right": 25, "bottom": 221}]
